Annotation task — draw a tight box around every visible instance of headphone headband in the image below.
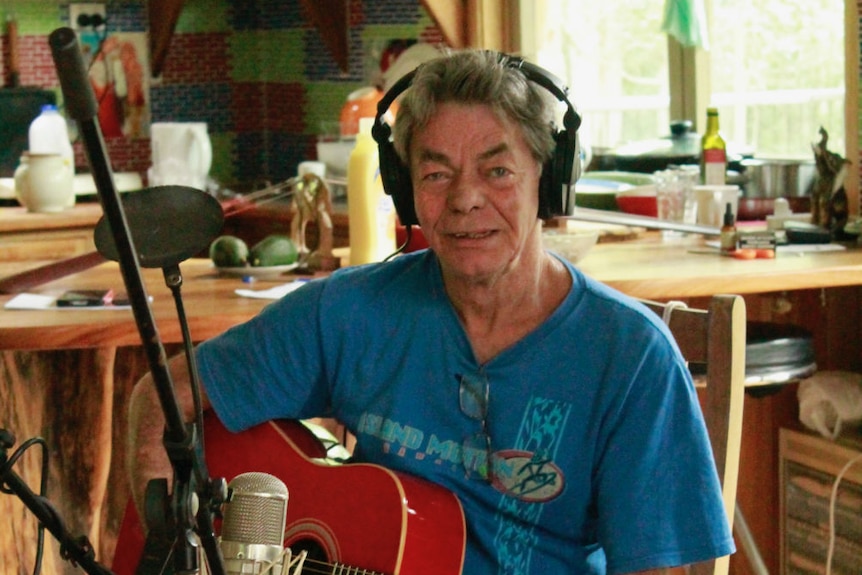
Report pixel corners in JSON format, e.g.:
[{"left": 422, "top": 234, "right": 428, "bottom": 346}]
[{"left": 373, "top": 51, "right": 582, "bottom": 226}]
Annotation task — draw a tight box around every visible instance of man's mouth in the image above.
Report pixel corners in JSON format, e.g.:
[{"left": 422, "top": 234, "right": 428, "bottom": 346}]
[{"left": 451, "top": 230, "right": 495, "bottom": 240}]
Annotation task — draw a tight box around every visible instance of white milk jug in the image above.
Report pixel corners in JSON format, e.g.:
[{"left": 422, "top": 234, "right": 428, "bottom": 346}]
[{"left": 148, "top": 122, "right": 212, "bottom": 190}]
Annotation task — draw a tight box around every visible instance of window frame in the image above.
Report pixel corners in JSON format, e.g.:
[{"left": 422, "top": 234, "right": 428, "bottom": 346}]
[{"left": 515, "top": 0, "right": 858, "bottom": 214}]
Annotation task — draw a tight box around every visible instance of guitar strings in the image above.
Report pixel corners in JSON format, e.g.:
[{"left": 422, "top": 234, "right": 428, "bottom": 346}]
[{"left": 284, "top": 555, "right": 384, "bottom": 575}]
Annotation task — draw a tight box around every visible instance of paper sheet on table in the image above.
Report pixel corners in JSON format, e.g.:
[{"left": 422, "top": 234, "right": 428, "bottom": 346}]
[
  {"left": 4, "top": 293, "right": 136, "bottom": 310},
  {"left": 704, "top": 241, "right": 847, "bottom": 253},
  {"left": 777, "top": 243, "right": 847, "bottom": 254},
  {"left": 235, "top": 279, "right": 310, "bottom": 300}
]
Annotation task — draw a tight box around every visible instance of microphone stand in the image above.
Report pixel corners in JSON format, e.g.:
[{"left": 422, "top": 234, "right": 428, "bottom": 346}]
[
  {"left": 49, "top": 27, "right": 227, "bottom": 575},
  {"left": 0, "top": 430, "right": 115, "bottom": 575}
]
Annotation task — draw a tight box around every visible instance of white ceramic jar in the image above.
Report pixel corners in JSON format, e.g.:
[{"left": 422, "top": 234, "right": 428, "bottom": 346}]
[{"left": 14, "top": 152, "right": 75, "bottom": 213}]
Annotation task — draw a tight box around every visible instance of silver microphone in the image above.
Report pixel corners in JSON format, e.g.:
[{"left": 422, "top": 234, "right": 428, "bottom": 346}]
[{"left": 219, "top": 472, "right": 289, "bottom": 575}]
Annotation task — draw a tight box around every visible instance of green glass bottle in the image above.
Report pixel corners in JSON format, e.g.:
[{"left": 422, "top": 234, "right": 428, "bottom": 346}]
[{"left": 700, "top": 107, "right": 727, "bottom": 185}]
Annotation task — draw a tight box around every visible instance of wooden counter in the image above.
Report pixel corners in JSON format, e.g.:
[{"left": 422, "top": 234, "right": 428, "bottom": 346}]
[
  {"left": 0, "top": 203, "right": 104, "bottom": 261},
  {"left": 0, "top": 238, "right": 860, "bottom": 575},
  {"left": 576, "top": 233, "right": 862, "bottom": 298}
]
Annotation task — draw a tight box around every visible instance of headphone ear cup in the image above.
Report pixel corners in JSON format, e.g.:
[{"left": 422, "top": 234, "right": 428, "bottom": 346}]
[
  {"left": 537, "top": 158, "right": 556, "bottom": 220},
  {"left": 551, "top": 127, "right": 580, "bottom": 217},
  {"left": 378, "top": 138, "right": 418, "bottom": 226},
  {"left": 538, "top": 127, "right": 579, "bottom": 219}
]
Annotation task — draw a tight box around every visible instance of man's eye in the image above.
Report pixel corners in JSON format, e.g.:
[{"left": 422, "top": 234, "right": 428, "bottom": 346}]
[
  {"left": 421, "top": 171, "right": 448, "bottom": 182},
  {"left": 488, "top": 166, "right": 511, "bottom": 178}
]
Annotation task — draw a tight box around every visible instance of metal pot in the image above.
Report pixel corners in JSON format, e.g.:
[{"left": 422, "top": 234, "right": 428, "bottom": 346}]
[{"left": 739, "top": 158, "right": 815, "bottom": 198}]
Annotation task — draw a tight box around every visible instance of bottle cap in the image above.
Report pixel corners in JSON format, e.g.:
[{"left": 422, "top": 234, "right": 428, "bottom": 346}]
[
  {"left": 358, "top": 117, "right": 375, "bottom": 136},
  {"left": 723, "top": 202, "right": 735, "bottom": 226}
]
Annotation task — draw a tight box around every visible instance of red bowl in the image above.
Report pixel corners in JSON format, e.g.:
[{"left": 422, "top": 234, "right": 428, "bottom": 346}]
[{"left": 616, "top": 188, "right": 657, "bottom": 217}]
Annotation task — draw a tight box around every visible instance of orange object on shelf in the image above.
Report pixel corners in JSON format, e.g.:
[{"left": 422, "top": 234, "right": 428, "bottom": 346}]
[{"left": 339, "top": 87, "right": 397, "bottom": 137}]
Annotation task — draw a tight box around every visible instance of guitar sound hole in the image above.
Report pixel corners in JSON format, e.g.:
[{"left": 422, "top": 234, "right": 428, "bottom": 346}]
[{"left": 289, "top": 539, "right": 329, "bottom": 565}]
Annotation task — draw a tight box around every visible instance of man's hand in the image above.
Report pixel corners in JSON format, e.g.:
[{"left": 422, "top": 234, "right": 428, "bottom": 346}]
[{"left": 126, "top": 352, "right": 210, "bottom": 522}]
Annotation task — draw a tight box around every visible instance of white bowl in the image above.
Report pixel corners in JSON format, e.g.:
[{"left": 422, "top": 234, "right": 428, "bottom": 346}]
[
  {"left": 542, "top": 230, "right": 599, "bottom": 263},
  {"left": 315, "top": 140, "right": 355, "bottom": 177}
]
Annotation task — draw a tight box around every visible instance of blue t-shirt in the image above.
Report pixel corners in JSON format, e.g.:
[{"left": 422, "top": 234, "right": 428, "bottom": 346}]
[{"left": 197, "top": 250, "right": 734, "bottom": 574}]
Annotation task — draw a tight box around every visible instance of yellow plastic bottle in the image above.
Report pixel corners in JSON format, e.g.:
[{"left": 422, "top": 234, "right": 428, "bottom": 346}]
[{"left": 347, "top": 117, "right": 396, "bottom": 265}]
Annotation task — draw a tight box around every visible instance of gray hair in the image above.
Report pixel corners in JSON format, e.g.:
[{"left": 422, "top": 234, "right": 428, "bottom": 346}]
[{"left": 391, "top": 50, "right": 557, "bottom": 168}]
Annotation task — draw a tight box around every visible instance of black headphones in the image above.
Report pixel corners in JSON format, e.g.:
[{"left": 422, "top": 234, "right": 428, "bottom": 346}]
[{"left": 371, "top": 53, "right": 582, "bottom": 226}]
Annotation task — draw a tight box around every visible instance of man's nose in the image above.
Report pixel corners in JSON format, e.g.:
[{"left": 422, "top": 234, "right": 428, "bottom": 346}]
[{"left": 446, "top": 172, "right": 485, "bottom": 213}]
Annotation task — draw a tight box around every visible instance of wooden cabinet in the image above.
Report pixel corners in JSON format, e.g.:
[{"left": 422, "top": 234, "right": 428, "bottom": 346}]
[
  {"left": 779, "top": 428, "right": 862, "bottom": 575},
  {"left": 668, "top": 287, "right": 862, "bottom": 575}
]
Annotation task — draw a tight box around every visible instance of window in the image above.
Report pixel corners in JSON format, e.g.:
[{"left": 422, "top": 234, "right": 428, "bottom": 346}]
[{"left": 520, "top": 0, "right": 845, "bottom": 160}]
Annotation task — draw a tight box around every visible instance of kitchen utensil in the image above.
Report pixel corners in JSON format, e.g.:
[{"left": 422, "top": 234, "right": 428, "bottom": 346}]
[
  {"left": 148, "top": 122, "right": 212, "bottom": 190},
  {"left": 694, "top": 184, "right": 740, "bottom": 228},
  {"left": 542, "top": 229, "right": 600, "bottom": 262},
  {"left": 616, "top": 186, "right": 657, "bottom": 217},
  {"left": 739, "top": 158, "right": 815, "bottom": 198},
  {"left": 575, "top": 172, "right": 653, "bottom": 211},
  {"left": 575, "top": 178, "right": 627, "bottom": 211},
  {"left": 14, "top": 152, "right": 75, "bottom": 212},
  {"left": 653, "top": 168, "right": 700, "bottom": 234}
]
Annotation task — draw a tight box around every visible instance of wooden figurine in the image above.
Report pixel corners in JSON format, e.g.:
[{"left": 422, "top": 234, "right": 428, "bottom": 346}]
[
  {"left": 810, "top": 127, "right": 850, "bottom": 233},
  {"left": 290, "top": 174, "right": 340, "bottom": 271}
]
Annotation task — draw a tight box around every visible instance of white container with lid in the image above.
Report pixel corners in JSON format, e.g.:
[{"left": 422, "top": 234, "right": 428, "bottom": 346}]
[
  {"left": 28, "top": 105, "right": 75, "bottom": 208},
  {"left": 28, "top": 104, "right": 75, "bottom": 175}
]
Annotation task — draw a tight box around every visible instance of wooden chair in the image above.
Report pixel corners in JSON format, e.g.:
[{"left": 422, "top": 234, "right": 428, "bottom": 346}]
[{"left": 639, "top": 294, "right": 746, "bottom": 575}]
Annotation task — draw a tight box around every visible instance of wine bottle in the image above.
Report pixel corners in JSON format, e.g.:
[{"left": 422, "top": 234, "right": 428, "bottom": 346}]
[{"left": 700, "top": 107, "right": 727, "bottom": 185}]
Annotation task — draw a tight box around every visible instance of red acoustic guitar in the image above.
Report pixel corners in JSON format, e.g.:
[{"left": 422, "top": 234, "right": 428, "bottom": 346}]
[{"left": 112, "top": 414, "right": 466, "bottom": 575}]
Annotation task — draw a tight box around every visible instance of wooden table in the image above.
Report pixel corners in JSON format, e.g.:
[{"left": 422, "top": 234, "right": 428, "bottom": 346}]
[
  {"left": 1, "top": 237, "right": 860, "bottom": 575},
  {"left": 0, "top": 261, "right": 278, "bottom": 575},
  {"left": 0, "top": 260, "right": 274, "bottom": 350}
]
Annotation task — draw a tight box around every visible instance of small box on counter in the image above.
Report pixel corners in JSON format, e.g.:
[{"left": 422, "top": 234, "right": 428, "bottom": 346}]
[{"left": 737, "top": 231, "right": 777, "bottom": 251}]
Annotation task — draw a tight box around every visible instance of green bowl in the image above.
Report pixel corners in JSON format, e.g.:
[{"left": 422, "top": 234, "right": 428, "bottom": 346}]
[
  {"left": 583, "top": 171, "right": 656, "bottom": 187},
  {"left": 575, "top": 171, "right": 656, "bottom": 211}
]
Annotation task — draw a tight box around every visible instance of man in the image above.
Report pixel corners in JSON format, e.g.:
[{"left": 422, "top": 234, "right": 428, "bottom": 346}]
[{"left": 128, "top": 50, "right": 734, "bottom": 574}]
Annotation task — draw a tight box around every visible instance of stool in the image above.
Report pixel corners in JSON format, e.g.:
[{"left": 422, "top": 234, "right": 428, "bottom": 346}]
[{"left": 735, "top": 321, "right": 816, "bottom": 575}]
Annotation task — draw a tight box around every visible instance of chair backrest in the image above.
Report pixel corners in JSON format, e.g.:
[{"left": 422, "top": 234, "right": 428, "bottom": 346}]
[{"left": 639, "top": 294, "right": 746, "bottom": 575}]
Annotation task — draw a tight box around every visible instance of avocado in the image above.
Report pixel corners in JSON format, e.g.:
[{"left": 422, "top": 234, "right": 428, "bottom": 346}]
[
  {"left": 209, "top": 235, "right": 249, "bottom": 267},
  {"left": 249, "top": 235, "right": 299, "bottom": 267}
]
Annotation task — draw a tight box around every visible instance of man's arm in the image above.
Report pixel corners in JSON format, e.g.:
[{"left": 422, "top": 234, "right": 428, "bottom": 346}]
[{"left": 126, "top": 352, "right": 211, "bottom": 520}]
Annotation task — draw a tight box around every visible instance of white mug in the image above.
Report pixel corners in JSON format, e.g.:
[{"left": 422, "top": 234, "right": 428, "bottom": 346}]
[
  {"left": 14, "top": 153, "right": 75, "bottom": 213},
  {"left": 694, "top": 185, "right": 740, "bottom": 228},
  {"left": 148, "top": 122, "right": 212, "bottom": 190}
]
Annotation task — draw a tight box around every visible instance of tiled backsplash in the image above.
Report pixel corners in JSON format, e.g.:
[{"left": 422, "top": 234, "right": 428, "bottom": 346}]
[{"left": 0, "top": 0, "right": 443, "bottom": 186}]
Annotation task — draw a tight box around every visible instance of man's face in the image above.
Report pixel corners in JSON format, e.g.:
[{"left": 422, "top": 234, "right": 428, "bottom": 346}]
[{"left": 410, "top": 103, "right": 543, "bottom": 284}]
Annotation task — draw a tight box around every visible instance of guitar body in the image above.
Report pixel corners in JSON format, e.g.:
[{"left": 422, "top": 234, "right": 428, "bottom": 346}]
[{"left": 113, "top": 414, "right": 466, "bottom": 575}]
